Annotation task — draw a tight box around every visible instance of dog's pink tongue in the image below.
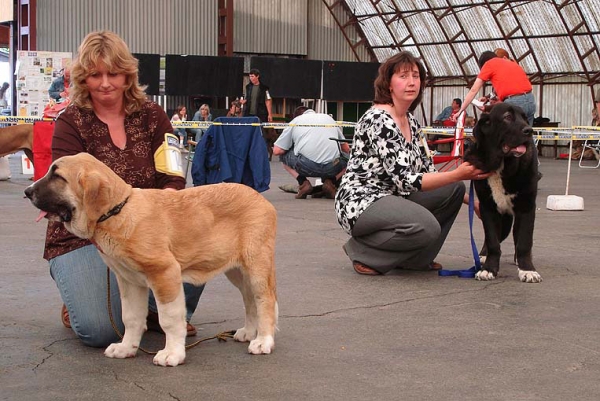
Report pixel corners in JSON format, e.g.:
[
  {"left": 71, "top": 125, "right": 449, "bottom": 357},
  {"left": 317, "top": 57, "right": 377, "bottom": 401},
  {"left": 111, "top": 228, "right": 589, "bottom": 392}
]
[
  {"left": 35, "top": 210, "right": 48, "bottom": 222},
  {"left": 511, "top": 144, "right": 527, "bottom": 157}
]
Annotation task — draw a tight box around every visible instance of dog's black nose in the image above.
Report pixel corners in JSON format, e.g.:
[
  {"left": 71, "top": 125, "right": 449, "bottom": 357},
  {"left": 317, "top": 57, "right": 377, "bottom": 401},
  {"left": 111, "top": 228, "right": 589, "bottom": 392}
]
[
  {"left": 24, "top": 186, "right": 33, "bottom": 199},
  {"left": 523, "top": 126, "right": 533, "bottom": 136}
]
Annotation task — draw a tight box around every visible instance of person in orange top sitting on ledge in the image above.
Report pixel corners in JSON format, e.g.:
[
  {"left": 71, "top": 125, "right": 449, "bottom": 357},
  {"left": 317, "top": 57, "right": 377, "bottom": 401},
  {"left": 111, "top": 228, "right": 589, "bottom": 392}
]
[
  {"left": 454, "top": 51, "right": 536, "bottom": 125},
  {"left": 433, "top": 98, "right": 462, "bottom": 127}
]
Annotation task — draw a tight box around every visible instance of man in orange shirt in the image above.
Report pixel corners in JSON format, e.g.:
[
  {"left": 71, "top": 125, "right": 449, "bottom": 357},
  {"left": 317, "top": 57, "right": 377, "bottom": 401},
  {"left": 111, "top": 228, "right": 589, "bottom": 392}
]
[{"left": 455, "top": 51, "right": 536, "bottom": 125}]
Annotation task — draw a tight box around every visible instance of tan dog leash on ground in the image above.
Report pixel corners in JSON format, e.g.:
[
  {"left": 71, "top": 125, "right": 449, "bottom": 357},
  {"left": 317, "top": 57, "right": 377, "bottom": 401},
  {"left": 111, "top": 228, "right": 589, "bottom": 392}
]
[{"left": 106, "top": 268, "right": 236, "bottom": 355}]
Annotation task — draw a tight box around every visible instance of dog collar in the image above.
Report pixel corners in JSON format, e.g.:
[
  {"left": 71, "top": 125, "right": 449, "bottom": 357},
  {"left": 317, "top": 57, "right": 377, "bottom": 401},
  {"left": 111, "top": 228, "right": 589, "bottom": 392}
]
[{"left": 97, "top": 196, "right": 129, "bottom": 223}]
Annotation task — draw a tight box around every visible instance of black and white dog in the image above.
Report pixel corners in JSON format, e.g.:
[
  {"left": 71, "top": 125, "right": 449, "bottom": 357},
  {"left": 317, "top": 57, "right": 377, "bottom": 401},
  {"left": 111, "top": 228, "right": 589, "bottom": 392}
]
[{"left": 464, "top": 103, "right": 542, "bottom": 283}]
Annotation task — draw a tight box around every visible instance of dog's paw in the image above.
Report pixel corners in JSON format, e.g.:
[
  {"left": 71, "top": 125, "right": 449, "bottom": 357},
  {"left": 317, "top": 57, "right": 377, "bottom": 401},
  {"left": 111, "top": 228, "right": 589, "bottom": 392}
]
[
  {"left": 248, "top": 335, "right": 275, "bottom": 355},
  {"left": 475, "top": 270, "right": 496, "bottom": 281},
  {"left": 104, "top": 342, "right": 138, "bottom": 359},
  {"left": 518, "top": 269, "right": 542, "bottom": 283},
  {"left": 234, "top": 327, "right": 257, "bottom": 343},
  {"left": 153, "top": 348, "right": 186, "bottom": 367}
]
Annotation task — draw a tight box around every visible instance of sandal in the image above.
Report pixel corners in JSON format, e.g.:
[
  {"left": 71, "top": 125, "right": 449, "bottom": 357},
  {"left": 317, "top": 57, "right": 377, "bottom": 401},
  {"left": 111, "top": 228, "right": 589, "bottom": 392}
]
[
  {"left": 430, "top": 261, "right": 443, "bottom": 271},
  {"left": 353, "top": 261, "right": 382, "bottom": 276},
  {"left": 61, "top": 304, "right": 71, "bottom": 329}
]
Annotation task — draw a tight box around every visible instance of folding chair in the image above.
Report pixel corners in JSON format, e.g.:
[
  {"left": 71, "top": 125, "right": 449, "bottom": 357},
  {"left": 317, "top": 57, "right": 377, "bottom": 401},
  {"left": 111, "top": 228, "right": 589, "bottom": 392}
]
[
  {"left": 533, "top": 136, "right": 541, "bottom": 166},
  {"left": 578, "top": 139, "right": 600, "bottom": 168},
  {"left": 184, "top": 140, "right": 197, "bottom": 179},
  {"left": 430, "top": 111, "right": 466, "bottom": 172},
  {"left": 329, "top": 137, "right": 352, "bottom": 162}
]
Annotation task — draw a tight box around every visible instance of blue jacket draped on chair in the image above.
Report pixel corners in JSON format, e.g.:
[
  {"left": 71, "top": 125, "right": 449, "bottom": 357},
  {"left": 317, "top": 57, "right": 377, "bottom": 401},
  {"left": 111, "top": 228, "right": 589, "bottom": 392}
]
[{"left": 191, "top": 116, "right": 271, "bottom": 192}]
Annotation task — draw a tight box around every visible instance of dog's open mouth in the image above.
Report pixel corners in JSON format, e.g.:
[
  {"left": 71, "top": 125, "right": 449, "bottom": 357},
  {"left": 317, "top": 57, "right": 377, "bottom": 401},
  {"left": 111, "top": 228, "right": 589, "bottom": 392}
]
[
  {"left": 503, "top": 144, "right": 527, "bottom": 157},
  {"left": 34, "top": 206, "right": 72, "bottom": 223},
  {"left": 35, "top": 210, "right": 48, "bottom": 222}
]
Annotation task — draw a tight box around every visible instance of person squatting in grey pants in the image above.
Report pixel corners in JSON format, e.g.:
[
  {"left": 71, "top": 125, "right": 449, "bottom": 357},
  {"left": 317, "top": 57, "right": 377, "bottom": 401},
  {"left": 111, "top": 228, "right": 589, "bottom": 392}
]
[{"left": 343, "top": 182, "right": 465, "bottom": 274}]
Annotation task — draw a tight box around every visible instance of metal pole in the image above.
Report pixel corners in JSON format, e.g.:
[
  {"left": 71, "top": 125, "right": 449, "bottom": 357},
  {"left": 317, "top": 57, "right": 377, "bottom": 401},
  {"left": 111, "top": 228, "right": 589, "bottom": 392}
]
[{"left": 565, "top": 136, "right": 573, "bottom": 196}]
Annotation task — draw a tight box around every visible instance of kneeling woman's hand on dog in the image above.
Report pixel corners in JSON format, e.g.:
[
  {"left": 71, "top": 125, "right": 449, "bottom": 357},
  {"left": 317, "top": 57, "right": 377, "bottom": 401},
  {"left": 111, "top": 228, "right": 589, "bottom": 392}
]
[
  {"left": 420, "top": 161, "right": 492, "bottom": 192},
  {"left": 453, "top": 161, "right": 494, "bottom": 182},
  {"left": 420, "top": 161, "right": 493, "bottom": 219}
]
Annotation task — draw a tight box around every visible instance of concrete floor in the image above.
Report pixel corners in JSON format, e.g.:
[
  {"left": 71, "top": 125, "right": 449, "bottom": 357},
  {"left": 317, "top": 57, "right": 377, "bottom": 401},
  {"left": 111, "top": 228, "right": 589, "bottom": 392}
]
[{"left": 1, "top": 152, "right": 599, "bottom": 401}]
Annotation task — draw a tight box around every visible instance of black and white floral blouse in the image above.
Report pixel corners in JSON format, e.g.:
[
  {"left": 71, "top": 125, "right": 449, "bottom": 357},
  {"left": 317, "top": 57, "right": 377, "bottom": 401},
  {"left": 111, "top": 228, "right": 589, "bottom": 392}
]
[{"left": 334, "top": 107, "right": 436, "bottom": 234}]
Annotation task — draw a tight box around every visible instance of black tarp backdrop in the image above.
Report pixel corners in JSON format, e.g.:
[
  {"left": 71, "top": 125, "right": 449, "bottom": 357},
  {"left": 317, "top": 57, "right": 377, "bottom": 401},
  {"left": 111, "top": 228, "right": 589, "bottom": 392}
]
[
  {"left": 161, "top": 54, "right": 379, "bottom": 101},
  {"left": 249, "top": 57, "right": 322, "bottom": 99},
  {"left": 133, "top": 53, "right": 160, "bottom": 96},
  {"left": 165, "top": 55, "right": 244, "bottom": 97},
  {"left": 323, "top": 60, "right": 380, "bottom": 101}
]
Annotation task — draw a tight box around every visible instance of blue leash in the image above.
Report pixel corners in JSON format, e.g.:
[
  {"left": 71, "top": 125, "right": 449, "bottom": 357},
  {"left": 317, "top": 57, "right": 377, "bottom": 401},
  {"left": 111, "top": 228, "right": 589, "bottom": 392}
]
[{"left": 438, "top": 181, "right": 481, "bottom": 278}]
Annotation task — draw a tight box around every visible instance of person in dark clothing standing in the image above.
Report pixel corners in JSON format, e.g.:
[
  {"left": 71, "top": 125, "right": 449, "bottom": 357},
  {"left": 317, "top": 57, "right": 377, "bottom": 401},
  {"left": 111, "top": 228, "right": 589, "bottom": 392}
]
[{"left": 241, "top": 68, "right": 273, "bottom": 122}]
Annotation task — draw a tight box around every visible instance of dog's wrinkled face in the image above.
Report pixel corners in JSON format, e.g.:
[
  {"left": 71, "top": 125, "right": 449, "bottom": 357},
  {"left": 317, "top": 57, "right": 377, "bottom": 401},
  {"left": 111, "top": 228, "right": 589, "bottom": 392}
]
[
  {"left": 465, "top": 103, "right": 533, "bottom": 171},
  {"left": 24, "top": 153, "right": 121, "bottom": 239},
  {"left": 25, "top": 161, "right": 78, "bottom": 224}
]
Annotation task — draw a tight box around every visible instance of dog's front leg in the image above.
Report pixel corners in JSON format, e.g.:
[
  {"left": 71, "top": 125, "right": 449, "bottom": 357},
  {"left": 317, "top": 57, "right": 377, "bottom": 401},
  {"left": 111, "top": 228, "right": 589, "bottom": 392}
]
[
  {"left": 514, "top": 210, "right": 542, "bottom": 283},
  {"left": 105, "top": 278, "right": 148, "bottom": 359},
  {"left": 476, "top": 209, "right": 503, "bottom": 281},
  {"left": 153, "top": 286, "right": 187, "bottom": 367}
]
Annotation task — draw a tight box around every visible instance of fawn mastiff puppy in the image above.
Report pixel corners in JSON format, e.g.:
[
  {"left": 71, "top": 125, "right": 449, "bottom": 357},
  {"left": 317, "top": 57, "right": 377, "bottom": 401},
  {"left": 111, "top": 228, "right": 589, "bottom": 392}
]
[
  {"left": 463, "top": 103, "right": 541, "bottom": 283},
  {"left": 25, "top": 153, "right": 278, "bottom": 366}
]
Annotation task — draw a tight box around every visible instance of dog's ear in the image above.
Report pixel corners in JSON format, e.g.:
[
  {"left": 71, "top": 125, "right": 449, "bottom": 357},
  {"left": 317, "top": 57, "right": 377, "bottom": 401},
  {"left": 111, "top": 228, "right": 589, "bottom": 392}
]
[
  {"left": 464, "top": 112, "right": 498, "bottom": 171},
  {"left": 78, "top": 169, "right": 114, "bottom": 225},
  {"left": 486, "top": 103, "right": 502, "bottom": 113},
  {"left": 464, "top": 114, "right": 481, "bottom": 167},
  {"left": 472, "top": 112, "right": 491, "bottom": 142}
]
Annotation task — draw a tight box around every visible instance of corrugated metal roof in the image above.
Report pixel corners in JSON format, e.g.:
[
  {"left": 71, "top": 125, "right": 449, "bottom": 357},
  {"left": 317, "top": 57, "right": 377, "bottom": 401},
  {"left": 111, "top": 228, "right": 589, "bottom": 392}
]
[
  {"left": 339, "top": 0, "right": 600, "bottom": 85},
  {"left": 309, "top": 0, "right": 374, "bottom": 62}
]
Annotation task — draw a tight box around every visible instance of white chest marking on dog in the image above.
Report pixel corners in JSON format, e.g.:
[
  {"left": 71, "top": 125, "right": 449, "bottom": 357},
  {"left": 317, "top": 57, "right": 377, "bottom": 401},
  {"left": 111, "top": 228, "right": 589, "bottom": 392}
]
[{"left": 487, "top": 165, "right": 515, "bottom": 215}]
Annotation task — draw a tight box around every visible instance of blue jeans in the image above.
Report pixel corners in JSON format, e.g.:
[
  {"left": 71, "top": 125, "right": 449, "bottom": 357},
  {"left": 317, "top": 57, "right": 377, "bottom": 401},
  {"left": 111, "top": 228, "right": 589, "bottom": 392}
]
[
  {"left": 504, "top": 92, "right": 536, "bottom": 125},
  {"left": 49, "top": 244, "right": 204, "bottom": 348},
  {"left": 280, "top": 151, "right": 347, "bottom": 179},
  {"left": 174, "top": 128, "right": 187, "bottom": 145}
]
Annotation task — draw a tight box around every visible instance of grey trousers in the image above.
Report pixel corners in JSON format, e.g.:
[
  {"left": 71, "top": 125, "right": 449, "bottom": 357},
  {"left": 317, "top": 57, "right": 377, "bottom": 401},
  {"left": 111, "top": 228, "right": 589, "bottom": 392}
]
[{"left": 343, "top": 181, "right": 466, "bottom": 274}]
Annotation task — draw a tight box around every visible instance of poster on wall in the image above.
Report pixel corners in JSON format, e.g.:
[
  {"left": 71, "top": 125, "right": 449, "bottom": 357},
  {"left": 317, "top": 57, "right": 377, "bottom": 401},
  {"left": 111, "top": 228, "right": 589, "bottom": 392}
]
[{"left": 16, "top": 51, "right": 72, "bottom": 117}]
